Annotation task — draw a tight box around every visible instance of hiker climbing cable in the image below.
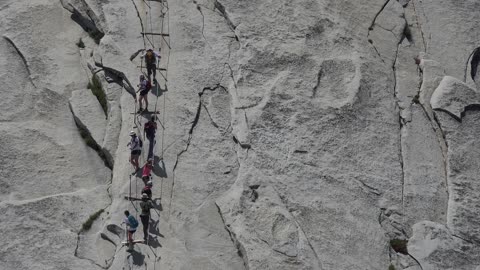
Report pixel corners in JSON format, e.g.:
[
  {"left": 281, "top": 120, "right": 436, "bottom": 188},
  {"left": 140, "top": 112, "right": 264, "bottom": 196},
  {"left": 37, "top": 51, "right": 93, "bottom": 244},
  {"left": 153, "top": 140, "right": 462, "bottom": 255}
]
[
  {"left": 139, "top": 193, "right": 153, "bottom": 242},
  {"left": 142, "top": 49, "right": 161, "bottom": 82},
  {"left": 123, "top": 210, "right": 139, "bottom": 251},
  {"left": 137, "top": 74, "right": 152, "bottom": 112},
  {"left": 142, "top": 158, "right": 153, "bottom": 185},
  {"left": 127, "top": 131, "right": 142, "bottom": 172},
  {"left": 144, "top": 116, "right": 157, "bottom": 158},
  {"left": 142, "top": 180, "right": 153, "bottom": 199}
]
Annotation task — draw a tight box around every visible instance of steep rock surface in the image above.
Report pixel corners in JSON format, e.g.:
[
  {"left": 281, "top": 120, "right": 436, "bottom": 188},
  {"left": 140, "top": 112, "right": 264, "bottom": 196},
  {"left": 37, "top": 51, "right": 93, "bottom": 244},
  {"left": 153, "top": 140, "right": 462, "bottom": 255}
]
[{"left": 2, "top": 0, "right": 480, "bottom": 269}]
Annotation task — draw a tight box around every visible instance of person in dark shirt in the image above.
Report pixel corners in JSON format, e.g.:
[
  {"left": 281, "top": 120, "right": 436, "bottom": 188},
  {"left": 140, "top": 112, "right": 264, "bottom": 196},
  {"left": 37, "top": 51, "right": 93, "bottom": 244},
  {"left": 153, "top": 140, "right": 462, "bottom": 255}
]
[
  {"left": 144, "top": 116, "right": 157, "bottom": 159},
  {"left": 139, "top": 193, "right": 153, "bottom": 242}
]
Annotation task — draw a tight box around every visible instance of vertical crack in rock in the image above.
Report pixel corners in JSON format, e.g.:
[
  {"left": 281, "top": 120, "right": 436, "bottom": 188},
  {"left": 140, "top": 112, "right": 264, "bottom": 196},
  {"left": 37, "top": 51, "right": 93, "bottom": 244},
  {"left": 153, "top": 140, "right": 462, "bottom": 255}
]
[
  {"left": 214, "top": 0, "right": 239, "bottom": 41},
  {"left": 311, "top": 69, "right": 322, "bottom": 98},
  {"left": 214, "top": 203, "right": 249, "bottom": 270},
  {"left": 431, "top": 112, "right": 450, "bottom": 206},
  {"left": 367, "top": 0, "right": 392, "bottom": 32},
  {"left": 130, "top": 0, "right": 147, "bottom": 49},
  {"left": 415, "top": 64, "right": 449, "bottom": 208},
  {"left": 170, "top": 84, "right": 225, "bottom": 214},
  {"left": 68, "top": 103, "right": 114, "bottom": 169},
  {"left": 3, "top": 36, "right": 37, "bottom": 88},
  {"left": 464, "top": 47, "right": 480, "bottom": 82},
  {"left": 411, "top": 0, "right": 427, "bottom": 52},
  {"left": 392, "top": 26, "right": 406, "bottom": 224},
  {"left": 192, "top": 2, "right": 208, "bottom": 43},
  {"left": 74, "top": 234, "right": 109, "bottom": 270}
]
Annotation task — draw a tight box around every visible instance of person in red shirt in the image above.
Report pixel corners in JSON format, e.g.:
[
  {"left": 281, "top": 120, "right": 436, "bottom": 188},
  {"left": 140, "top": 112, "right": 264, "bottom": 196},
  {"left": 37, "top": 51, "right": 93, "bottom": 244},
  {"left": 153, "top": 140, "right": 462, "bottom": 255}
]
[{"left": 142, "top": 158, "right": 153, "bottom": 185}]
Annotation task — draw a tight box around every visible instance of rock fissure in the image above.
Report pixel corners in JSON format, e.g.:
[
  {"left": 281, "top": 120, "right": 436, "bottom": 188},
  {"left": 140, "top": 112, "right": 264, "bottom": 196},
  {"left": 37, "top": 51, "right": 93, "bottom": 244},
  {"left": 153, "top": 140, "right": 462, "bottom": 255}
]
[
  {"left": 411, "top": 0, "right": 427, "bottom": 51},
  {"left": 311, "top": 69, "right": 322, "bottom": 98},
  {"left": 3, "top": 36, "right": 37, "bottom": 88},
  {"left": 464, "top": 47, "right": 480, "bottom": 82},
  {"left": 392, "top": 27, "right": 407, "bottom": 227},
  {"left": 69, "top": 104, "right": 114, "bottom": 170},
  {"left": 193, "top": 3, "right": 209, "bottom": 43},
  {"left": 130, "top": 0, "right": 147, "bottom": 49},
  {"left": 214, "top": 0, "right": 239, "bottom": 41},
  {"left": 60, "top": 0, "right": 105, "bottom": 44},
  {"left": 214, "top": 202, "right": 249, "bottom": 270},
  {"left": 367, "top": 0, "right": 392, "bottom": 33}
]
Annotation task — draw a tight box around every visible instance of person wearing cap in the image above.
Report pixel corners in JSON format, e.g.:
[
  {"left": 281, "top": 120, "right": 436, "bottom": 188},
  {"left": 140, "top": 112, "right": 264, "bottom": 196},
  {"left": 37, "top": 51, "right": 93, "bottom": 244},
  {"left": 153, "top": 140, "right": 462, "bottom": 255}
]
[
  {"left": 144, "top": 116, "right": 157, "bottom": 159},
  {"left": 139, "top": 193, "right": 153, "bottom": 242},
  {"left": 136, "top": 74, "right": 151, "bottom": 112},
  {"left": 127, "top": 131, "right": 142, "bottom": 171},
  {"left": 142, "top": 180, "right": 153, "bottom": 199},
  {"left": 141, "top": 49, "right": 161, "bottom": 82},
  {"left": 142, "top": 158, "right": 153, "bottom": 185},
  {"left": 123, "top": 210, "right": 139, "bottom": 251}
]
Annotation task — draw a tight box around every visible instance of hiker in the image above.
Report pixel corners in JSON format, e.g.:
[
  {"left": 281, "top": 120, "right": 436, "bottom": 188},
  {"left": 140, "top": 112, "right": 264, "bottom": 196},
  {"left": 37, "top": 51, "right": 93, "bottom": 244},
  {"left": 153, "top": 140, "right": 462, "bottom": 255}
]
[
  {"left": 127, "top": 131, "right": 142, "bottom": 171},
  {"left": 142, "top": 49, "right": 161, "bottom": 82},
  {"left": 142, "top": 158, "right": 153, "bottom": 185},
  {"left": 142, "top": 180, "right": 153, "bottom": 199},
  {"left": 137, "top": 75, "right": 152, "bottom": 112},
  {"left": 144, "top": 116, "right": 157, "bottom": 158},
  {"left": 140, "top": 193, "right": 153, "bottom": 242},
  {"left": 124, "top": 210, "right": 139, "bottom": 250}
]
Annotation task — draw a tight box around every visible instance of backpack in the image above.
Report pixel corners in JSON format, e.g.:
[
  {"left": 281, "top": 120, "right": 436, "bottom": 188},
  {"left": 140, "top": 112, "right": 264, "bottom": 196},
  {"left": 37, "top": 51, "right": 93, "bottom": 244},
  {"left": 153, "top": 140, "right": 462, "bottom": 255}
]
[
  {"left": 145, "top": 51, "right": 155, "bottom": 65},
  {"left": 127, "top": 215, "right": 138, "bottom": 229},
  {"left": 145, "top": 80, "right": 152, "bottom": 91}
]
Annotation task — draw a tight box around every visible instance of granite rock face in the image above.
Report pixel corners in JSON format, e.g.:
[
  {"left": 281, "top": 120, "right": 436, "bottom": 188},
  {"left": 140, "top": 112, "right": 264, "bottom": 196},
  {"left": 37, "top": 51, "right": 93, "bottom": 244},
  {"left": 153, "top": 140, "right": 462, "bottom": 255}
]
[{"left": 2, "top": 0, "right": 480, "bottom": 269}]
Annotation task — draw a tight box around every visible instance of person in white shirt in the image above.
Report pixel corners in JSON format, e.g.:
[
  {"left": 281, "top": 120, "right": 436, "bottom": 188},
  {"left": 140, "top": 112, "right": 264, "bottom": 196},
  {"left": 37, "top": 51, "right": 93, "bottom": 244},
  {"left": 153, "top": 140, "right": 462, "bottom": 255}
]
[{"left": 127, "top": 131, "right": 142, "bottom": 171}]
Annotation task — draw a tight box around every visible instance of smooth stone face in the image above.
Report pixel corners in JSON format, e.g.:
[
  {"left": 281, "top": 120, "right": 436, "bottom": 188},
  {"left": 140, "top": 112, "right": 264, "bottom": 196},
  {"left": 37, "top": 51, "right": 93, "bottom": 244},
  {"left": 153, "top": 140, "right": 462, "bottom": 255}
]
[
  {"left": 431, "top": 76, "right": 480, "bottom": 120},
  {"left": 3, "top": 0, "right": 480, "bottom": 269}
]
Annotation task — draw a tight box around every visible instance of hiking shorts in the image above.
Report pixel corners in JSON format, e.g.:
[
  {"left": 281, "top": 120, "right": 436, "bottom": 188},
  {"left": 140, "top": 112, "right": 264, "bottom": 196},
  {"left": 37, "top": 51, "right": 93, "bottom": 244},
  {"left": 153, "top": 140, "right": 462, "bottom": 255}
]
[
  {"left": 140, "top": 89, "right": 149, "bottom": 96},
  {"left": 128, "top": 229, "right": 136, "bottom": 233},
  {"left": 131, "top": 150, "right": 141, "bottom": 157}
]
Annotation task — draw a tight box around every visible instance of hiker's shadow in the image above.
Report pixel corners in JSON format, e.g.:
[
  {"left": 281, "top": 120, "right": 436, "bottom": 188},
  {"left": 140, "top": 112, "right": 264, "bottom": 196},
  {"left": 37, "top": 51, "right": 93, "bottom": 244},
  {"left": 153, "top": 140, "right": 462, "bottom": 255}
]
[
  {"left": 153, "top": 156, "right": 167, "bottom": 178},
  {"left": 128, "top": 250, "right": 145, "bottom": 266},
  {"left": 147, "top": 235, "right": 162, "bottom": 248},
  {"left": 134, "top": 166, "right": 143, "bottom": 178},
  {"left": 152, "top": 81, "right": 168, "bottom": 98},
  {"left": 152, "top": 199, "right": 163, "bottom": 211},
  {"left": 149, "top": 219, "right": 164, "bottom": 238}
]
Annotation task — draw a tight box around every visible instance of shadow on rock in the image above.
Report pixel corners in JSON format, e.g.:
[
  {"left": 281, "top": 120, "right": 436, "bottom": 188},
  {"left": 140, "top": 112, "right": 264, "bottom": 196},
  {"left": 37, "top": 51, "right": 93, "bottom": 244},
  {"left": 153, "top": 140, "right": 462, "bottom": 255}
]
[
  {"left": 152, "top": 82, "right": 168, "bottom": 98},
  {"left": 152, "top": 199, "right": 163, "bottom": 211},
  {"left": 153, "top": 157, "right": 167, "bottom": 178},
  {"left": 127, "top": 250, "right": 145, "bottom": 266},
  {"left": 106, "top": 224, "right": 124, "bottom": 237},
  {"left": 147, "top": 235, "right": 162, "bottom": 249}
]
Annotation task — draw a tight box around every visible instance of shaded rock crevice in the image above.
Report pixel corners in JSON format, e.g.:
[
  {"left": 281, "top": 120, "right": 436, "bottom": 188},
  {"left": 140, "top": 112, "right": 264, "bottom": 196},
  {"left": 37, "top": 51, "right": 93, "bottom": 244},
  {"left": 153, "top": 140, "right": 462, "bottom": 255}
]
[
  {"left": 213, "top": 0, "right": 239, "bottom": 42},
  {"left": 60, "top": 0, "right": 105, "bottom": 44},
  {"left": 68, "top": 103, "right": 114, "bottom": 170}
]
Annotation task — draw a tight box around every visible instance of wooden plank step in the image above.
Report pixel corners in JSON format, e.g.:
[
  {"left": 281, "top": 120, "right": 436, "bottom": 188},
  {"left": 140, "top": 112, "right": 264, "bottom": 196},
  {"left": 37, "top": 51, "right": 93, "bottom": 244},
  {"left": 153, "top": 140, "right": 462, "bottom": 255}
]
[
  {"left": 122, "top": 239, "right": 144, "bottom": 245},
  {"left": 141, "top": 32, "right": 170, "bottom": 36}
]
